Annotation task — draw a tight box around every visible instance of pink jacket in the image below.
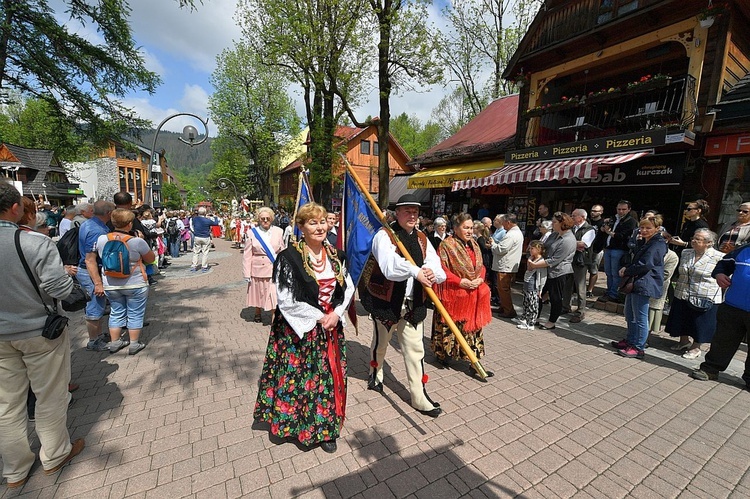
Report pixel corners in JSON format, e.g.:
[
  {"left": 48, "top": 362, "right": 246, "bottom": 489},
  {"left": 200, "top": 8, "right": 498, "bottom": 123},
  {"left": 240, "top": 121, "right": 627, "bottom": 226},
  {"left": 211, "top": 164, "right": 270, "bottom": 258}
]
[{"left": 242, "top": 226, "right": 284, "bottom": 279}]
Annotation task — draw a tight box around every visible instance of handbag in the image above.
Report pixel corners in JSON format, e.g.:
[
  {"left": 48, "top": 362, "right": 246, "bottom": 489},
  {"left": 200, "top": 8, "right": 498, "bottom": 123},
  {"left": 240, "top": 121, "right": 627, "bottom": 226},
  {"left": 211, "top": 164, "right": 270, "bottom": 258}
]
[
  {"left": 61, "top": 278, "right": 91, "bottom": 312},
  {"left": 618, "top": 275, "right": 635, "bottom": 294},
  {"left": 686, "top": 265, "right": 718, "bottom": 313},
  {"left": 15, "top": 230, "right": 70, "bottom": 340}
]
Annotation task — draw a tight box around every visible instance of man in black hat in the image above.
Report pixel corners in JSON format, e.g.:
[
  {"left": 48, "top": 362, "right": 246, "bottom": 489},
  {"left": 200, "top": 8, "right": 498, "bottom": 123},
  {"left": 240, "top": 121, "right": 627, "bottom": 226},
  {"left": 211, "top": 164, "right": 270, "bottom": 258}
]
[{"left": 359, "top": 194, "right": 446, "bottom": 417}]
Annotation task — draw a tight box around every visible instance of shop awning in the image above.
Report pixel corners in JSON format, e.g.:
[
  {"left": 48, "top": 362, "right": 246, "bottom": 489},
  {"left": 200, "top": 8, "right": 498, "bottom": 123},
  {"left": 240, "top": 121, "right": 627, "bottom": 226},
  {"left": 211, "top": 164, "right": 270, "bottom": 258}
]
[
  {"left": 451, "top": 150, "right": 653, "bottom": 191},
  {"left": 407, "top": 160, "right": 503, "bottom": 189},
  {"left": 389, "top": 174, "right": 431, "bottom": 205}
]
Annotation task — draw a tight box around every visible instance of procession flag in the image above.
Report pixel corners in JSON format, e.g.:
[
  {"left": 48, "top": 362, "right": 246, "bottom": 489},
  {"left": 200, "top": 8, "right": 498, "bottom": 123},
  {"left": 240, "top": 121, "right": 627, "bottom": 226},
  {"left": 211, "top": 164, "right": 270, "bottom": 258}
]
[
  {"left": 342, "top": 170, "right": 382, "bottom": 288},
  {"left": 292, "top": 168, "right": 313, "bottom": 240}
]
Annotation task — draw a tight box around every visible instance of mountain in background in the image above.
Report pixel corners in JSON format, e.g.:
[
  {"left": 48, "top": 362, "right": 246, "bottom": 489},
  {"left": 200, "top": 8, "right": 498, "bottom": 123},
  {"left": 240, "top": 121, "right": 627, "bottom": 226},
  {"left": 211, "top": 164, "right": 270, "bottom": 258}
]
[{"left": 131, "top": 130, "right": 214, "bottom": 178}]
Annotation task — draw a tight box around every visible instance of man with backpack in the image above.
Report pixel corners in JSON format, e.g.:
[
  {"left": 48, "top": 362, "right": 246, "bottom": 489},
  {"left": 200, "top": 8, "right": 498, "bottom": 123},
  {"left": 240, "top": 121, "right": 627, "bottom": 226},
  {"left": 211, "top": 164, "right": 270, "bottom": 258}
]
[
  {"left": 164, "top": 212, "right": 183, "bottom": 259},
  {"left": 77, "top": 200, "right": 116, "bottom": 351}
]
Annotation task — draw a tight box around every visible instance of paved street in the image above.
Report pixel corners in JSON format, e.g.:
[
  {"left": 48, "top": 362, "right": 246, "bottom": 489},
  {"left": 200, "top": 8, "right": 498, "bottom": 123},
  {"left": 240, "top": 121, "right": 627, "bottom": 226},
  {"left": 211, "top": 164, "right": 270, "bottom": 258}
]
[{"left": 5, "top": 237, "right": 750, "bottom": 498}]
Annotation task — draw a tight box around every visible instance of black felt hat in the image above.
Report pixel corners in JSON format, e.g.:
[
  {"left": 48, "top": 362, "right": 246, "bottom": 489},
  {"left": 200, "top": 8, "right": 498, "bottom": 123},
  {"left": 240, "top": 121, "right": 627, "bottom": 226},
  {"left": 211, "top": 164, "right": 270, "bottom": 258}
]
[{"left": 395, "top": 194, "right": 421, "bottom": 207}]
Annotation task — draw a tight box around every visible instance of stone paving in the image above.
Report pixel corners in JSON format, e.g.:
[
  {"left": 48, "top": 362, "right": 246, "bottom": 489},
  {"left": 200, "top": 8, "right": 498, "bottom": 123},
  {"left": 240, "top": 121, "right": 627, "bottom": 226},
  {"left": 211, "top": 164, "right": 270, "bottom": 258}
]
[{"left": 4, "top": 237, "right": 750, "bottom": 498}]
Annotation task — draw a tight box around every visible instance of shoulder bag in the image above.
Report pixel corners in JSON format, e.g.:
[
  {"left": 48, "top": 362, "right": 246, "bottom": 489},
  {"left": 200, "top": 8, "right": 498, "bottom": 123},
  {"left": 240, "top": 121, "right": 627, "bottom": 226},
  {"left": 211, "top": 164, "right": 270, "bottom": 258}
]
[
  {"left": 686, "top": 264, "right": 719, "bottom": 313},
  {"left": 15, "top": 230, "right": 69, "bottom": 339}
]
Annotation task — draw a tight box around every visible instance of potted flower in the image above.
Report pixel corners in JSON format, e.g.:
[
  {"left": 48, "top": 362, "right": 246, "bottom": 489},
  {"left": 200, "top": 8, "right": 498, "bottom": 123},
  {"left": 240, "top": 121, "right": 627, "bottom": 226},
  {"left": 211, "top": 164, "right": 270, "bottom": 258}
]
[
  {"left": 697, "top": 2, "right": 727, "bottom": 28},
  {"left": 514, "top": 72, "right": 530, "bottom": 88}
]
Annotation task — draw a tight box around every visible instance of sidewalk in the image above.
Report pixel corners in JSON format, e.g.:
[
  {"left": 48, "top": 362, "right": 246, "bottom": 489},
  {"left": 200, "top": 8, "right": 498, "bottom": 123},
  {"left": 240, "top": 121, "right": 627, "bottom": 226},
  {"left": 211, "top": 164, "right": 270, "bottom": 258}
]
[{"left": 5, "top": 237, "right": 750, "bottom": 498}]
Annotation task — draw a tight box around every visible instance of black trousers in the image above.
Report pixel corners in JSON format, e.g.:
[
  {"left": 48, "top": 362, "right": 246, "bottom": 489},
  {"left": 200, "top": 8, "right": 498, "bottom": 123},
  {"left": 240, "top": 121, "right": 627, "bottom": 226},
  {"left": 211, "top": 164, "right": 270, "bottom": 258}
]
[
  {"left": 547, "top": 273, "right": 574, "bottom": 323},
  {"left": 700, "top": 303, "right": 750, "bottom": 386}
]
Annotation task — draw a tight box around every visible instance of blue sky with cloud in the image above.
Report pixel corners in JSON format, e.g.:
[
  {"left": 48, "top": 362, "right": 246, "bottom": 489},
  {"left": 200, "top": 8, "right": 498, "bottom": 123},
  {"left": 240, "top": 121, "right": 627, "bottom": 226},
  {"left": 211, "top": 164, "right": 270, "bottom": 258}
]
[{"left": 54, "top": 0, "right": 459, "bottom": 137}]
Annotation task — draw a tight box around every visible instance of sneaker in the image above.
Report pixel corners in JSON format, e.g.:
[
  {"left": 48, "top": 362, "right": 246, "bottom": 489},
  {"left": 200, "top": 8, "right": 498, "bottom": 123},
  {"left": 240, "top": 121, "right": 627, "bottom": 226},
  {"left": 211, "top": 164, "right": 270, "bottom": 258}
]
[
  {"left": 618, "top": 346, "right": 645, "bottom": 359},
  {"left": 190, "top": 267, "right": 198, "bottom": 272},
  {"left": 202, "top": 267, "right": 209, "bottom": 273},
  {"left": 597, "top": 295, "right": 610, "bottom": 303},
  {"left": 586, "top": 291, "right": 593, "bottom": 298},
  {"left": 610, "top": 339, "right": 628, "bottom": 349},
  {"left": 86, "top": 337, "right": 109, "bottom": 351},
  {"left": 108, "top": 339, "right": 130, "bottom": 353},
  {"left": 128, "top": 342, "right": 146, "bottom": 355},
  {"left": 691, "top": 369, "right": 718, "bottom": 381}
]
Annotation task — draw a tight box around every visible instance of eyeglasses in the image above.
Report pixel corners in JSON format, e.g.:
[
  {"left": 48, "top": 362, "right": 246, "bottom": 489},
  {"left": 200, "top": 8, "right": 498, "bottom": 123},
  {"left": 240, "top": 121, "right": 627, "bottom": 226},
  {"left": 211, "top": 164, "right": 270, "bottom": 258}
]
[
  {"left": 691, "top": 238, "right": 706, "bottom": 242},
  {"left": 685, "top": 207, "right": 698, "bottom": 211},
  {"left": 737, "top": 209, "right": 750, "bottom": 214}
]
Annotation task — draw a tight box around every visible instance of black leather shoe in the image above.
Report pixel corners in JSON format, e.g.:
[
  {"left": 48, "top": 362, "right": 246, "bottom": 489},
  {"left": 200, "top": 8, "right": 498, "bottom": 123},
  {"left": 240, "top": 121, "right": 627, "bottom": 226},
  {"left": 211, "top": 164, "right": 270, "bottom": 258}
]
[
  {"left": 417, "top": 407, "right": 442, "bottom": 417},
  {"left": 367, "top": 379, "right": 383, "bottom": 393},
  {"left": 320, "top": 440, "right": 337, "bottom": 453}
]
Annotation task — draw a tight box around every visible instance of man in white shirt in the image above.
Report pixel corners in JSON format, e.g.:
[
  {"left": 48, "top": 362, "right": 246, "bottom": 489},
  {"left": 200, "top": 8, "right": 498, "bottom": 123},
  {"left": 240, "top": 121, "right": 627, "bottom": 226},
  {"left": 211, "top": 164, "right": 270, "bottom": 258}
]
[
  {"left": 57, "top": 206, "right": 76, "bottom": 237},
  {"left": 570, "top": 209, "right": 596, "bottom": 323},
  {"left": 491, "top": 214, "right": 524, "bottom": 318},
  {"left": 360, "top": 194, "right": 446, "bottom": 417}
]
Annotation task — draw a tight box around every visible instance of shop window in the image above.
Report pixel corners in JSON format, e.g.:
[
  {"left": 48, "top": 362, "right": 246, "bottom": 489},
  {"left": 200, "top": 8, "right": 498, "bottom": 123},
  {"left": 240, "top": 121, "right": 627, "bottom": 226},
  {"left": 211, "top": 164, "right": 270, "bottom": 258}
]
[
  {"left": 360, "top": 140, "right": 370, "bottom": 155},
  {"left": 373, "top": 141, "right": 379, "bottom": 156}
]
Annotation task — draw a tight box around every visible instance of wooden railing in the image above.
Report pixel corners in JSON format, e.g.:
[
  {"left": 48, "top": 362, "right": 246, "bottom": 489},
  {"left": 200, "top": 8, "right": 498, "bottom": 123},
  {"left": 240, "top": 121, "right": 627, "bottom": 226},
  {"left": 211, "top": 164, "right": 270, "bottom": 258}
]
[
  {"left": 518, "top": 75, "right": 697, "bottom": 148},
  {"left": 527, "top": 0, "right": 662, "bottom": 54}
]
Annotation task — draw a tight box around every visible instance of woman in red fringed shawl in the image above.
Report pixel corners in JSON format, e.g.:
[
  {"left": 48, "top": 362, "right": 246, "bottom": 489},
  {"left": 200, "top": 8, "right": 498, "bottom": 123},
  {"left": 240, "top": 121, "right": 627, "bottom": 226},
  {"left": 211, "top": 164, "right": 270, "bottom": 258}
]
[{"left": 431, "top": 213, "right": 492, "bottom": 377}]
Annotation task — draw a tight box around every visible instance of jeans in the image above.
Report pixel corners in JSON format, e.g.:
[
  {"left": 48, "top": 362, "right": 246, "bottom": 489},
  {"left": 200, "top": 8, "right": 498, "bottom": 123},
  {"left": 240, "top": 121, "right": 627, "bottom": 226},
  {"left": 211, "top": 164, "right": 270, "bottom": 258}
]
[
  {"left": 106, "top": 286, "right": 149, "bottom": 329},
  {"left": 168, "top": 238, "right": 180, "bottom": 258},
  {"left": 604, "top": 249, "right": 626, "bottom": 298},
  {"left": 624, "top": 293, "right": 650, "bottom": 350},
  {"left": 77, "top": 267, "right": 106, "bottom": 320}
]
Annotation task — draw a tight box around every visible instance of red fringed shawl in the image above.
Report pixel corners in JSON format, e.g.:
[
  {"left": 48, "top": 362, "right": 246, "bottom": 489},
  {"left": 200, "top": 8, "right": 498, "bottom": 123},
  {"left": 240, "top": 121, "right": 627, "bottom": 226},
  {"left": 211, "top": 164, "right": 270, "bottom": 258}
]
[{"left": 435, "top": 236, "right": 492, "bottom": 332}]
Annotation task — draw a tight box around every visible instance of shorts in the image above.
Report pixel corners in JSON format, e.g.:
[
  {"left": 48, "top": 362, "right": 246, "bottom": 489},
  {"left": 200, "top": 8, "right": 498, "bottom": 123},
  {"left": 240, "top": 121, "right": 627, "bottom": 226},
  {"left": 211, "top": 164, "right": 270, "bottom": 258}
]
[
  {"left": 105, "top": 286, "right": 149, "bottom": 329},
  {"left": 588, "top": 250, "right": 604, "bottom": 275},
  {"left": 77, "top": 267, "right": 107, "bottom": 320}
]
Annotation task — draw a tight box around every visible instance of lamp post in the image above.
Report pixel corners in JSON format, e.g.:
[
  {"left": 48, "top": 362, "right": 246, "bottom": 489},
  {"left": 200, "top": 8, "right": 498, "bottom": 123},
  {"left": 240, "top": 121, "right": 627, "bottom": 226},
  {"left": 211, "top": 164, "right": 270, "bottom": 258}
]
[
  {"left": 147, "top": 112, "right": 209, "bottom": 208},
  {"left": 217, "top": 177, "right": 239, "bottom": 216}
]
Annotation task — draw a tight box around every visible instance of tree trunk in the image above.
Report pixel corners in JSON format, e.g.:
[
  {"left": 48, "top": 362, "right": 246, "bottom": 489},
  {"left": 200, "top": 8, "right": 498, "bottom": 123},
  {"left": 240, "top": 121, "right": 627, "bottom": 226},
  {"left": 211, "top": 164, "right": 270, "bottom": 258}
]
[{"left": 377, "top": 0, "right": 393, "bottom": 209}]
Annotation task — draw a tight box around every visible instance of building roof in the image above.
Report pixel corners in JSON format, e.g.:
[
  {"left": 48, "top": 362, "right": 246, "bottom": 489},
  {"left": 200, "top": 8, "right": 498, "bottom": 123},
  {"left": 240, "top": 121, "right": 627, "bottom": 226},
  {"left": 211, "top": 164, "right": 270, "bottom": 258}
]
[
  {"left": 720, "top": 72, "right": 750, "bottom": 104},
  {"left": 3, "top": 143, "right": 65, "bottom": 172},
  {"left": 410, "top": 95, "right": 519, "bottom": 167}
]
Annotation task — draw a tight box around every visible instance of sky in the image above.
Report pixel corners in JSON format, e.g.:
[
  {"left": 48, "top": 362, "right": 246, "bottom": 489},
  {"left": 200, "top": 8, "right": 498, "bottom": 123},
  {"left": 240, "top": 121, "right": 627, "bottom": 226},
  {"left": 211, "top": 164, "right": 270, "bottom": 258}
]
[{"left": 54, "top": 0, "right": 454, "bottom": 138}]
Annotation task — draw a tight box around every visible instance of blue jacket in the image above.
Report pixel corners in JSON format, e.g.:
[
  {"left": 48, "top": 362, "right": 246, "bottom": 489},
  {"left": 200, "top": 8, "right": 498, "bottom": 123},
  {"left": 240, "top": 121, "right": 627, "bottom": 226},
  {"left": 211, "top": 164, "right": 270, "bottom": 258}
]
[
  {"left": 190, "top": 216, "right": 219, "bottom": 238},
  {"left": 713, "top": 245, "right": 750, "bottom": 312},
  {"left": 623, "top": 232, "right": 666, "bottom": 298}
]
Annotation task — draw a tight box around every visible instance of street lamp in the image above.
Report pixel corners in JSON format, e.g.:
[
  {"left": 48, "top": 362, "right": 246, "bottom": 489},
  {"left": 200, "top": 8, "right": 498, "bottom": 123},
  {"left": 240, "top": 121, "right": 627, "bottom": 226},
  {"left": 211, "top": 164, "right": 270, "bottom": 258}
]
[
  {"left": 217, "top": 177, "right": 239, "bottom": 215},
  {"left": 147, "top": 112, "right": 209, "bottom": 208}
]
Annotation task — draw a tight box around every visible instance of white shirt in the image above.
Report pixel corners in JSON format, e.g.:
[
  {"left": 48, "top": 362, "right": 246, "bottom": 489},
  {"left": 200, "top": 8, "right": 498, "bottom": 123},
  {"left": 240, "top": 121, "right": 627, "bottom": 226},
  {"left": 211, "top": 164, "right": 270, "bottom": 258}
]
[
  {"left": 574, "top": 225, "right": 596, "bottom": 248},
  {"left": 277, "top": 258, "right": 356, "bottom": 338},
  {"left": 371, "top": 227, "right": 446, "bottom": 297}
]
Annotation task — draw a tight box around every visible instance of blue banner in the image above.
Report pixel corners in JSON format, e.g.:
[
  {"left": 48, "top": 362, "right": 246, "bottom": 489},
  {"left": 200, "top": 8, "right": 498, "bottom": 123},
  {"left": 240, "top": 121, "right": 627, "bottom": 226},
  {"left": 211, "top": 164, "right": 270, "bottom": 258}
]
[
  {"left": 343, "top": 172, "right": 382, "bottom": 287},
  {"left": 293, "top": 171, "right": 313, "bottom": 240}
]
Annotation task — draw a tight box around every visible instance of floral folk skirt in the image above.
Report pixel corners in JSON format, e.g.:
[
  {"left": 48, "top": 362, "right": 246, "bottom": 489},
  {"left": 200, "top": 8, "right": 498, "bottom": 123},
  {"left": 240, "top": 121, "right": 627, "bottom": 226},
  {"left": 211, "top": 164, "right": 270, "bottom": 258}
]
[
  {"left": 253, "top": 313, "right": 346, "bottom": 446},
  {"left": 430, "top": 314, "right": 485, "bottom": 362}
]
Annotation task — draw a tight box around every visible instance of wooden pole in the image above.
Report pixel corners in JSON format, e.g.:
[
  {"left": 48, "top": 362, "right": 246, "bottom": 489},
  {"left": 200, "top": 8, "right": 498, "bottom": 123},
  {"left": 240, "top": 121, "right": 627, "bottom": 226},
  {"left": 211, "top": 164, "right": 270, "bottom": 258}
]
[{"left": 340, "top": 154, "right": 489, "bottom": 379}]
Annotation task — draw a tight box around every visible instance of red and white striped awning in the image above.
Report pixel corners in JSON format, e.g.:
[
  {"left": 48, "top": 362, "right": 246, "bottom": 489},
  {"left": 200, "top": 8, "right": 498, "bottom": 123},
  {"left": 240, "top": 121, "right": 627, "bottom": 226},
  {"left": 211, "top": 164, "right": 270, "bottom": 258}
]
[{"left": 451, "top": 150, "right": 653, "bottom": 191}]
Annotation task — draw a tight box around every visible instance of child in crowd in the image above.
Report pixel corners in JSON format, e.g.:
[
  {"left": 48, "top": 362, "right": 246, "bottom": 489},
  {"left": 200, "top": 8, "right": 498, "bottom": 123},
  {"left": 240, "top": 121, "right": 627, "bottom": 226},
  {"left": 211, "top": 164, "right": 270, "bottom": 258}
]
[{"left": 518, "top": 240, "right": 547, "bottom": 331}]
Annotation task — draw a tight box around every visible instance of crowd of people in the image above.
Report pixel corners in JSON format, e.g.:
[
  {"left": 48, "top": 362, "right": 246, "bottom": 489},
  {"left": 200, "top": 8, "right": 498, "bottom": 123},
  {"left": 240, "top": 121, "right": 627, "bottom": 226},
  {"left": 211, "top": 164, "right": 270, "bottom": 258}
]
[{"left": 7, "top": 173, "right": 750, "bottom": 474}]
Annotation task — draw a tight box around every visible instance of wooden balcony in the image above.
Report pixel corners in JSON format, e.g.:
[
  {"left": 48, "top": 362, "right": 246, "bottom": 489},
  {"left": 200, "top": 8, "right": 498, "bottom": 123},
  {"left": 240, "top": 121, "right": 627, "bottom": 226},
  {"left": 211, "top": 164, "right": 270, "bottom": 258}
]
[
  {"left": 518, "top": 75, "right": 697, "bottom": 148},
  {"left": 526, "top": 0, "right": 663, "bottom": 55}
]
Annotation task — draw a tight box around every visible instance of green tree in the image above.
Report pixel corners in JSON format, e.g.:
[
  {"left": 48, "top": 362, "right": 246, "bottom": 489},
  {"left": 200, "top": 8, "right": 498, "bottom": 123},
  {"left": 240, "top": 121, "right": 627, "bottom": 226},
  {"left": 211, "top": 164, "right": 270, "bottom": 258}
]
[
  {"left": 437, "top": 0, "right": 542, "bottom": 118},
  {"left": 336, "top": 0, "right": 442, "bottom": 207},
  {"left": 0, "top": 97, "right": 93, "bottom": 161},
  {"left": 161, "top": 182, "right": 182, "bottom": 209},
  {"left": 389, "top": 112, "right": 442, "bottom": 158},
  {"left": 238, "top": 0, "right": 369, "bottom": 204},
  {"left": 208, "top": 42, "right": 300, "bottom": 205},
  {"left": 0, "top": 1, "right": 201, "bottom": 144}
]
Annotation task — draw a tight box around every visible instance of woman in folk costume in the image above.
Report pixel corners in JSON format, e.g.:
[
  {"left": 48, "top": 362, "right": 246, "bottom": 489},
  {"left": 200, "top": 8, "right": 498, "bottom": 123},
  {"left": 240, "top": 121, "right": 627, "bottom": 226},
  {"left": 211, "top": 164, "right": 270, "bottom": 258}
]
[
  {"left": 431, "top": 213, "right": 493, "bottom": 378},
  {"left": 243, "top": 207, "right": 285, "bottom": 323},
  {"left": 254, "top": 203, "right": 355, "bottom": 454}
]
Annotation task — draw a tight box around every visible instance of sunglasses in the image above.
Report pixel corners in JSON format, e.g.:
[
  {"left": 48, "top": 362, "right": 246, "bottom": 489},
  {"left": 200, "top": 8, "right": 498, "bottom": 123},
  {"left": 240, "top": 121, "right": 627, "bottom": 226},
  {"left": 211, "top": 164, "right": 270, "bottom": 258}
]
[
  {"left": 259, "top": 217, "right": 271, "bottom": 221},
  {"left": 737, "top": 209, "right": 750, "bottom": 214},
  {"left": 685, "top": 207, "right": 698, "bottom": 211}
]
